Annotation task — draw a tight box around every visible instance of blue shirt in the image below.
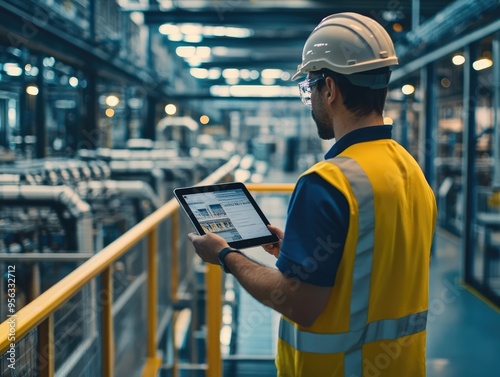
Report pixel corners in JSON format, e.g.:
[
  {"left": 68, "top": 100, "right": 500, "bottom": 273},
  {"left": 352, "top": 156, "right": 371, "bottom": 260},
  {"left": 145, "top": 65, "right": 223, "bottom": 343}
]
[{"left": 276, "top": 125, "right": 393, "bottom": 287}]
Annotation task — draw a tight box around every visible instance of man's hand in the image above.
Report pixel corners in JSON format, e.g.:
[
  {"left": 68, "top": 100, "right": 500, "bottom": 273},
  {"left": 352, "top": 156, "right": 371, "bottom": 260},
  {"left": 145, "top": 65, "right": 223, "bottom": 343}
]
[
  {"left": 262, "top": 224, "right": 284, "bottom": 258},
  {"left": 188, "top": 232, "right": 229, "bottom": 265}
]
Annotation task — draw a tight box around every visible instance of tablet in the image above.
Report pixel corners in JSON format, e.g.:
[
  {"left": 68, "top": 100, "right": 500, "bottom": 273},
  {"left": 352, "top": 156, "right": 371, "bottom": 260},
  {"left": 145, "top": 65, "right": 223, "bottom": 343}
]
[{"left": 174, "top": 182, "right": 279, "bottom": 249}]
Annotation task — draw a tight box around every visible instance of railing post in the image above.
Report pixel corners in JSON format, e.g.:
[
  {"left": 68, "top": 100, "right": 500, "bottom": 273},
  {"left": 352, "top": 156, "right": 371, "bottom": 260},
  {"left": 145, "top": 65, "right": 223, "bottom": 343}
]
[
  {"left": 171, "top": 209, "right": 180, "bottom": 377},
  {"left": 206, "top": 264, "right": 222, "bottom": 377},
  {"left": 102, "top": 266, "right": 114, "bottom": 377},
  {"left": 38, "top": 314, "right": 54, "bottom": 377},
  {"left": 171, "top": 209, "right": 179, "bottom": 302},
  {"left": 147, "top": 227, "right": 158, "bottom": 358}
]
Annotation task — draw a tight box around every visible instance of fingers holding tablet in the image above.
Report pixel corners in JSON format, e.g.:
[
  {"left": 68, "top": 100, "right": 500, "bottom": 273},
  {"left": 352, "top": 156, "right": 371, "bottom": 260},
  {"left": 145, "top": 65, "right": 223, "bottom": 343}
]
[{"left": 263, "top": 224, "right": 283, "bottom": 258}]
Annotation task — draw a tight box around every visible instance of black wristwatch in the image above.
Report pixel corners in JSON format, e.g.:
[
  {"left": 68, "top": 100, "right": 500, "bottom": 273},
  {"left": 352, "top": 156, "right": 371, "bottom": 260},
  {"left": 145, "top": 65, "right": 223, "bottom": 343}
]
[{"left": 218, "top": 247, "right": 241, "bottom": 274}]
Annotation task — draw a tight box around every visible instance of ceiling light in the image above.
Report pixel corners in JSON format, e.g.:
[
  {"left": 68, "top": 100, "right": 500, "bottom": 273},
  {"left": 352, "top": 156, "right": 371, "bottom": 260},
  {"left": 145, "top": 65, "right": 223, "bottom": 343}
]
[
  {"left": 239, "top": 69, "right": 251, "bottom": 80},
  {"left": 222, "top": 68, "right": 239, "bottom": 79},
  {"left": 473, "top": 58, "right": 493, "bottom": 71},
  {"left": 441, "top": 78, "right": 451, "bottom": 88},
  {"left": 69, "top": 77, "right": 79, "bottom": 87},
  {"left": 42, "top": 57, "right": 55, "bottom": 67},
  {"left": 281, "top": 72, "right": 291, "bottom": 81},
  {"left": 187, "top": 56, "right": 202, "bottom": 67},
  {"left": 224, "top": 27, "right": 253, "bottom": 38},
  {"left": 105, "top": 95, "right": 120, "bottom": 107},
  {"left": 190, "top": 68, "right": 209, "bottom": 79},
  {"left": 183, "top": 34, "right": 203, "bottom": 43},
  {"left": 176, "top": 46, "right": 196, "bottom": 58},
  {"left": 208, "top": 68, "right": 221, "bottom": 80},
  {"left": 210, "top": 85, "right": 299, "bottom": 97},
  {"left": 200, "top": 115, "right": 209, "bottom": 124},
  {"left": 225, "top": 78, "right": 239, "bottom": 85},
  {"left": 401, "top": 84, "right": 415, "bottom": 95},
  {"left": 159, "top": 24, "right": 179, "bottom": 35},
  {"left": 165, "top": 104, "right": 176, "bottom": 115},
  {"left": 180, "top": 23, "right": 202, "bottom": 35},
  {"left": 261, "top": 69, "right": 282, "bottom": 79},
  {"left": 105, "top": 108, "right": 114, "bottom": 117},
  {"left": 452, "top": 54, "right": 465, "bottom": 65},
  {"left": 212, "top": 47, "right": 229, "bottom": 56},
  {"left": 26, "top": 85, "right": 39, "bottom": 95},
  {"left": 213, "top": 26, "right": 226, "bottom": 36},
  {"left": 4, "top": 63, "right": 22, "bottom": 76},
  {"left": 383, "top": 117, "right": 393, "bottom": 125},
  {"left": 168, "top": 33, "right": 183, "bottom": 42},
  {"left": 196, "top": 46, "right": 211, "bottom": 59},
  {"left": 261, "top": 77, "right": 275, "bottom": 85}
]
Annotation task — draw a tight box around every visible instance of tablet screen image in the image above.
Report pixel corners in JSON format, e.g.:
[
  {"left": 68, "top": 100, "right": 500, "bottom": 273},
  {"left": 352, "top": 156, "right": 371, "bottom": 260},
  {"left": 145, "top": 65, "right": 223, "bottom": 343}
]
[{"left": 174, "top": 182, "right": 279, "bottom": 249}]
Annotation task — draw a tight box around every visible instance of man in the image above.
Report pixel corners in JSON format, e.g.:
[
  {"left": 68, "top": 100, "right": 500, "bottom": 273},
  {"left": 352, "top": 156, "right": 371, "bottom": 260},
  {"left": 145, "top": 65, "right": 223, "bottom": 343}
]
[{"left": 188, "top": 12, "right": 437, "bottom": 377}]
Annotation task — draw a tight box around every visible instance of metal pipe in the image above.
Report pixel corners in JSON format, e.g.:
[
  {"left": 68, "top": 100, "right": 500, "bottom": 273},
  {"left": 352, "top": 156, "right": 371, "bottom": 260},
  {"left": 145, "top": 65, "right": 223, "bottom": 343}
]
[
  {"left": 462, "top": 43, "right": 478, "bottom": 283},
  {"left": 490, "top": 31, "right": 500, "bottom": 207},
  {"left": 0, "top": 185, "right": 94, "bottom": 253},
  {"left": 80, "top": 180, "right": 162, "bottom": 209},
  {"left": 0, "top": 155, "right": 240, "bottom": 355},
  {"left": 411, "top": 0, "right": 420, "bottom": 32}
]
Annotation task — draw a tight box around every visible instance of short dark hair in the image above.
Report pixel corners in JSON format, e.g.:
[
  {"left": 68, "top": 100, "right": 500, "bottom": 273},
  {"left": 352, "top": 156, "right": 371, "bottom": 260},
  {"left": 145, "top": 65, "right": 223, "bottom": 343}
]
[{"left": 316, "top": 67, "right": 389, "bottom": 117}]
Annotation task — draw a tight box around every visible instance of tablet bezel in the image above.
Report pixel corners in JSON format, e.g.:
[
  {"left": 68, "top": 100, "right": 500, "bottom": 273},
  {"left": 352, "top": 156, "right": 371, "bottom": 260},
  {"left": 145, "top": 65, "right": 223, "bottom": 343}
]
[{"left": 174, "top": 182, "right": 279, "bottom": 249}]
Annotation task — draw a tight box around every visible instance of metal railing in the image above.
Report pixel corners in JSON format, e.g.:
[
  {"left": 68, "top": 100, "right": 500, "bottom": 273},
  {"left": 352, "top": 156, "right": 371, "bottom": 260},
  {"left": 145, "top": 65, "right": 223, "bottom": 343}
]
[{"left": 0, "top": 163, "right": 295, "bottom": 377}]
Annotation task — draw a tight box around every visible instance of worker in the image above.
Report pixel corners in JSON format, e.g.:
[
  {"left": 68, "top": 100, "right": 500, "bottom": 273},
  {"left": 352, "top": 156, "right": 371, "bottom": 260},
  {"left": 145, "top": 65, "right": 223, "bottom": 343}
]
[{"left": 188, "top": 12, "right": 437, "bottom": 377}]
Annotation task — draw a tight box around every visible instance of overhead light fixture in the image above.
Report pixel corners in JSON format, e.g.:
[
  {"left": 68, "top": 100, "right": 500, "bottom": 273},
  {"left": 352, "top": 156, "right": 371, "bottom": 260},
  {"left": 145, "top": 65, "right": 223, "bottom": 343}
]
[
  {"left": 187, "top": 56, "right": 202, "bottom": 67},
  {"left": 383, "top": 117, "right": 394, "bottom": 125},
  {"left": 222, "top": 68, "right": 239, "bottom": 79},
  {"left": 472, "top": 58, "right": 493, "bottom": 71},
  {"left": 168, "top": 33, "right": 183, "bottom": 42},
  {"left": 452, "top": 54, "right": 465, "bottom": 65},
  {"left": 159, "top": 24, "right": 179, "bottom": 35},
  {"left": 261, "top": 77, "right": 275, "bottom": 85},
  {"left": 176, "top": 46, "right": 196, "bottom": 58},
  {"left": 69, "top": 77, "right": 79, "bottom": 87},
  {"left": 200, "top": 115, "right": 209, "bottom": 124},
  {"left": 190, "top": 68, "right": 209, "bottom": 79},
  {"left": 261, "top": 69, "right": 282, "bottom": 79},
  {"left": 4, "top": 63, "right": 22, "bottom": 77},
  {"left": 196, "top": 46, "right": 211, "bottom": 59},
  {"left": 401, "top": 84, "right": 415, "bottom": 95},
  {"left": 180, "top": 23, "right": 202, "bottom": 35},
  {"left": 106, "top": 95, "right": 120, "bottom": 107},
  {"left": 105, "top": 108, "right": 115, "bottom": 117},
  {"left": 210, "top": 85, "right": 299, "bottom": 98},
  {"left": 165, "top": 104, "right": 176, "bottom": 115},
  {"left": 183, "top": 34, "right": 203, "bottom": 43},
  {"left": 441, "top": 78, "right": 451, "bottom": 88},
  {"left": 208, "top": 68, "right": 221, "bottom": 80},
  {"left": 281, "top": 72, "right": 291, "bottom": 81},
  {"left": 26, "top": 85, "right": 39, "bottom": 95}
]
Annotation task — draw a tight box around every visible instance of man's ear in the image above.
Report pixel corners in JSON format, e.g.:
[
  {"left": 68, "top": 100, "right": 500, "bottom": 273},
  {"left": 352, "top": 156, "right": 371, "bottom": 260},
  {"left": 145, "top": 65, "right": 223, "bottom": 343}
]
[{"left": 324, "top": 76, "right": 337, "bottom": 105}]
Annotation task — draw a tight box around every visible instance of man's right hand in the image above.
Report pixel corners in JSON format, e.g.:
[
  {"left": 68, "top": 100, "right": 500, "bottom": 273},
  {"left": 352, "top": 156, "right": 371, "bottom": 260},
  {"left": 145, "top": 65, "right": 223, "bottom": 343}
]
[{"left": 263, "top": 224, "right": 284, "bottom": 258}]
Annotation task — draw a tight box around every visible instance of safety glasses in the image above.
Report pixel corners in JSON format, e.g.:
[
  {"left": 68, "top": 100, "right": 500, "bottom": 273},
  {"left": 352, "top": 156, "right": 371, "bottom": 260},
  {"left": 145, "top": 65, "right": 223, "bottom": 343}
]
[{"left": 298, "top": 74, "right": 325, "bottom": 108}]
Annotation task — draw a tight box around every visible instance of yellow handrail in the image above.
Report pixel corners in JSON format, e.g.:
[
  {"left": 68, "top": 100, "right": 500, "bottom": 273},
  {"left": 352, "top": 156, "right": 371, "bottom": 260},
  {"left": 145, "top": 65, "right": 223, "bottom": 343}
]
[
  {"left": 205, "top": 183, "right": 295, "bottom": 377},
  {"left": 0, "top": 156, "right": 240, "bottom": 374},
  {"left": 0, "top": 160, "right": 295, "bottom": 377}
]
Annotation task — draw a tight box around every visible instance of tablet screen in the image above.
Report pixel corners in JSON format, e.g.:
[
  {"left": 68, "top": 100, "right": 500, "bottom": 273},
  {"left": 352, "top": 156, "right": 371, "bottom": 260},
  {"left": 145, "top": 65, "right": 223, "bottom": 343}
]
[{"left": 174, "top": 182, "right": 279, "bottom": 249}]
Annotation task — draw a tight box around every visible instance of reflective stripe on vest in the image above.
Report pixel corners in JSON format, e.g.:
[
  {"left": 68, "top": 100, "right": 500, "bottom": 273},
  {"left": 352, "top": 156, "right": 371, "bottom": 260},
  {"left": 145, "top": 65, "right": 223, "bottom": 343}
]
[{"left": 278, "top": 156, "right": 428, "bottom": 376}]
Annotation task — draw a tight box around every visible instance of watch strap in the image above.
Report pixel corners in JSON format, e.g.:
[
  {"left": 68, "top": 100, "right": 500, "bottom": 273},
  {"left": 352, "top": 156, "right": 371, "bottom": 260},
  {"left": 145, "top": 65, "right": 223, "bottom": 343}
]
[{"left": 218, "top": 247, "right": 241, "bottom": 274}]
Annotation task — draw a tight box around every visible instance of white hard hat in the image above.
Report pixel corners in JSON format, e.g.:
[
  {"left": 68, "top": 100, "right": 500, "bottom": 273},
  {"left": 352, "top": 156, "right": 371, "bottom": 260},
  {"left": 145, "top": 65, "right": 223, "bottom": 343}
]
[{"left": 292, "top": 12, "right": 398, "bottom": 87}]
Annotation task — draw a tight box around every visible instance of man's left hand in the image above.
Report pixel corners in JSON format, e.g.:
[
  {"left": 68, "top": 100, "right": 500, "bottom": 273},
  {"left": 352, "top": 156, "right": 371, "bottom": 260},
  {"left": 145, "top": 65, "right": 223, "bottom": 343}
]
[{"left": 188, "top": 232, "right": 230, "bottom": 265}]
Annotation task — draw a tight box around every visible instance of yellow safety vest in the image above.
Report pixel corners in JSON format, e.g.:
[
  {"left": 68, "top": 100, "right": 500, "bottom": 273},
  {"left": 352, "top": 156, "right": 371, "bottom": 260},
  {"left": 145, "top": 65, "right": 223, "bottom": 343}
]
[{"left": 276, "top": 139, "right": 437, "bottom": 377}]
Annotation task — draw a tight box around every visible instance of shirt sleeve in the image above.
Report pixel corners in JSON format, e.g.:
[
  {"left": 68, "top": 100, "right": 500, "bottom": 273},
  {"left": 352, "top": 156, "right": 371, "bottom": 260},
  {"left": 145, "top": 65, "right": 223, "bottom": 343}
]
[{"left": 276, "top": 172, "right": 349, "bottom": 287}]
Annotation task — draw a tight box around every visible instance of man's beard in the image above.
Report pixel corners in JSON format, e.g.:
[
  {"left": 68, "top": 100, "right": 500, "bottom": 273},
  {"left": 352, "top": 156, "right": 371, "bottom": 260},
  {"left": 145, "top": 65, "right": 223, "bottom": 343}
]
[{"left": 312, "top": 110, "right": 335, "bottom": 140}]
